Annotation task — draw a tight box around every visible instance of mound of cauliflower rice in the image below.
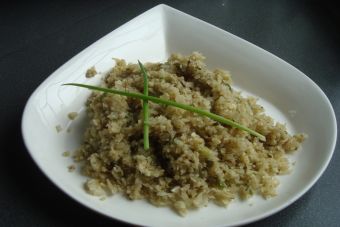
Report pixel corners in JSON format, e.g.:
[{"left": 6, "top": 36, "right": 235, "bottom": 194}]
[{"left": 74, "top": 52, "right": 305, "bottom": 216}]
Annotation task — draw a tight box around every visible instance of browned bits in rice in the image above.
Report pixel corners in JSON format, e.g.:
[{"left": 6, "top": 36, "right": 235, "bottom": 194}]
[
  {"left": 86, "top": 66, "right": 97, "bottom": 78},
  {"left": 74, "top": 52, "right": 306, "bottom": 216}
]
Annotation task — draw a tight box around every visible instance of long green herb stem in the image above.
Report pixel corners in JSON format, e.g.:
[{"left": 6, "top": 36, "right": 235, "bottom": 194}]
[
  {"left": 63, "top": 83, "right": 266, "bottom": 141},
  {"left": 138, "top": 60, "right": 150, "bottom": 150}
]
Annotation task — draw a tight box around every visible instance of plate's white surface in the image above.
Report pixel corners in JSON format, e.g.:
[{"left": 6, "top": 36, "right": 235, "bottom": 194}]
[{"left": 22, "top": 4, "right": 337, "bottom": 227}]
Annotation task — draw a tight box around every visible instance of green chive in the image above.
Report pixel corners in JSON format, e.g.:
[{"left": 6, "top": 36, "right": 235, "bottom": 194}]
[
  {"left": 63, "top": 83, "right": 266, "bottom": 141},
  {"left": 138, "top": 60, "right": 150, "bottom": 150},
  {"left": 218, "top": 181, "right": 226, "bottom": 189}
]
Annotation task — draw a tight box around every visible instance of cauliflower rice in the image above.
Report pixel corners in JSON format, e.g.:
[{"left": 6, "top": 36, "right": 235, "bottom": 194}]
[{"left": 74, "top": 52, "right": 305, "bottom": 216}]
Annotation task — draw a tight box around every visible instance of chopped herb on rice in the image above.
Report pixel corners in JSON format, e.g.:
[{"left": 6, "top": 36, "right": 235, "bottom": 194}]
[{"left": 62, "top": 151, "right": 70, "bottom": 157}]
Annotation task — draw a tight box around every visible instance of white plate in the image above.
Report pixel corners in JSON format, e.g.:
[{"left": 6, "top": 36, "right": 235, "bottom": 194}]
[{"left": 22, "top": 4, "right": 337, "bottom": 227}]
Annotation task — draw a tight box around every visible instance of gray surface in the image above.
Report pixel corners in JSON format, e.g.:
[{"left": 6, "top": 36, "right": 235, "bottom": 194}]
[{"left": 0, "top": 0, "right": 339, "bottom": 226}]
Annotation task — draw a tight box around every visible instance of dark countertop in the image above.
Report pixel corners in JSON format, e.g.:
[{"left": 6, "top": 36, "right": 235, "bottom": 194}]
[{"left": 1, "top": 1, "right": 339, "bottom": 226}]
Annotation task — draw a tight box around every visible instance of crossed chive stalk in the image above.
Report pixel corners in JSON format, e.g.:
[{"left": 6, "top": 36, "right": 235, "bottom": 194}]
[{"left": 64, "top": 61, "right": 265, "bottom": 149}]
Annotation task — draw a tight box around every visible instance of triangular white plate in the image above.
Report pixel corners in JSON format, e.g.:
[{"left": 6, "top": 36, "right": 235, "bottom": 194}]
[{"left": 22, "top": 4, "right": 337, "bottom": 227}]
